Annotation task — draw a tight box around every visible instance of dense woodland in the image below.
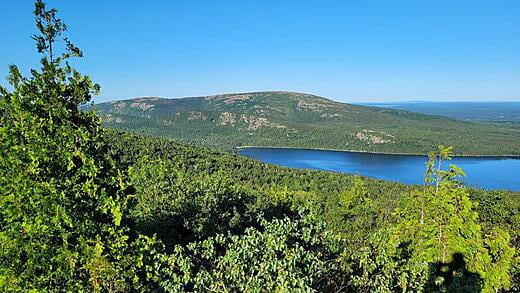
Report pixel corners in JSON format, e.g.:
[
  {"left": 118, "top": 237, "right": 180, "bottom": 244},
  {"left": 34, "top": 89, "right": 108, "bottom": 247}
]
[{"left": 1, "top": 2, "right": 519, "bottom": 292}]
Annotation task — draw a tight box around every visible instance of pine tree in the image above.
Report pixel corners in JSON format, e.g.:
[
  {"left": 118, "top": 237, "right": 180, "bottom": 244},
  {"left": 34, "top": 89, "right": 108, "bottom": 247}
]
[
  {"left": 0, "top": 1, "right": 154, "bottom": 290},
  {"left": 393, "top": 145, "right": 514, "bottom": 292}
]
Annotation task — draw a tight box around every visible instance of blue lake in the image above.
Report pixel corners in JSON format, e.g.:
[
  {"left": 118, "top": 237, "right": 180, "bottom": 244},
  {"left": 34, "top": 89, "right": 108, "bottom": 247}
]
[{"left": 239, "top": 148, "right": 520, "bottom": 191}]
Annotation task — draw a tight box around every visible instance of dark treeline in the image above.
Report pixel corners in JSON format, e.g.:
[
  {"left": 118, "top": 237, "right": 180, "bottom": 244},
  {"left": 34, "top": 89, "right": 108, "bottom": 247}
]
[{"left": 1, "top": 1, "right": 518, "bottom": 292}]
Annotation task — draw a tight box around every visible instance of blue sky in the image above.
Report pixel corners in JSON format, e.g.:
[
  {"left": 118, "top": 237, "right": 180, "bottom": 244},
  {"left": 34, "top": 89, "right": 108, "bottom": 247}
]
[{"left": 1, "top": 0, "right": 519, "bottom": 103}]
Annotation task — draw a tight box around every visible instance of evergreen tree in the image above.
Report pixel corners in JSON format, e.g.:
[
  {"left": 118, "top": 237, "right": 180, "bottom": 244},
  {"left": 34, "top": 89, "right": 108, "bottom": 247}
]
[
  {"left": 0, "top": 1, "right": 153, "bottom": 290},
  {"left": 393, "top": 145, "right": 514, "bottom": 292}
]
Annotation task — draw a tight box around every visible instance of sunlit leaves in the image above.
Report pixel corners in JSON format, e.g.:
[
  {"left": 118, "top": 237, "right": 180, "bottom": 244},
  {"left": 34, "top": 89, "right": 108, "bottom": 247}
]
[
  {"left": 0, "top": 1, "right": 152, "bottom": 291},
  {"left": 391, "top": 146, "right": 514, "bottom": 292},
  {"left": 155, "top": 210, "right": 344, "bottom": 292}
]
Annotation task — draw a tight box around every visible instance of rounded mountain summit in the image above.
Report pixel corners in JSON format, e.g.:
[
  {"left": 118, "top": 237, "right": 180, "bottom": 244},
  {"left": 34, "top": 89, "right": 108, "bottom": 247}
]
[{"left": 92, "top": 91, "right": 520, "bottom": 156}]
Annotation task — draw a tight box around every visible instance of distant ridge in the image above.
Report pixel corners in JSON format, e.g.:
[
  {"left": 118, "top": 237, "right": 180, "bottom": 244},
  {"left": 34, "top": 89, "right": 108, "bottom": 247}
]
[{"left": 360, "top": 101, "right": 520, "bottom": 122}]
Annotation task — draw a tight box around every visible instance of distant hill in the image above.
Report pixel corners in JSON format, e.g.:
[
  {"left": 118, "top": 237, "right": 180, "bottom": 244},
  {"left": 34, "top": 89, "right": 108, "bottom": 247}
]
[
  {"left": 361, "top": 101, "right": 520, "bottom": 123},
  {"left": 92, "top": 91, "right": 520, "bottom": 156}
]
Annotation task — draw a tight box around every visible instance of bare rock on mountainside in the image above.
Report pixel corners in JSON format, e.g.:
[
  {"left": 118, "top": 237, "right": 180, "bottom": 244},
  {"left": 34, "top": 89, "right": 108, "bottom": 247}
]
[
  {"left": 220, "top": 112, "right": 236, "bottom": 125},
  {"left": 356, "top": 130, "right": 394, "bottom": 144}
]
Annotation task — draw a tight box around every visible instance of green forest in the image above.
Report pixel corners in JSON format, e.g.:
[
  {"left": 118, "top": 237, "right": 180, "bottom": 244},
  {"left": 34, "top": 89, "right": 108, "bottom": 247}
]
[{"left": 1, "top": 2, "right": 519, "bottom": 292}]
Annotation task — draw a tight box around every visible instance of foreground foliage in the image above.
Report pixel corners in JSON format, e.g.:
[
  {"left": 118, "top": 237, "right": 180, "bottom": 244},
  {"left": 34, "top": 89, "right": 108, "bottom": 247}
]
[
  {"left": 0, "top": 2, "right": 152, "bottom": 290},
  {"left": 111, "top": 133, "right": 518, "bottom": 292},
  {"left": 1, "top": 1, "right": 518, "bottom": 292}
]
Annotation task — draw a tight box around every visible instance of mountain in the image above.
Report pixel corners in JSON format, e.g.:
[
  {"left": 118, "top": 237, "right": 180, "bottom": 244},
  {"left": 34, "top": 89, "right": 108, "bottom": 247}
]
[{"left": 93, "top": 91, "right": 520, "bottom": 156}]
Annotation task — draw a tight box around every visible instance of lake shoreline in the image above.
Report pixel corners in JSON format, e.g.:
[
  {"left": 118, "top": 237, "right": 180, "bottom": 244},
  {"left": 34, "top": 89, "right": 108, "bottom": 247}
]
[
  {"left": 234, "top": 145, "right": 520, "bottom": 159},
  {"left": 238, "top": 146, "right": 520, "bottom": 191}
]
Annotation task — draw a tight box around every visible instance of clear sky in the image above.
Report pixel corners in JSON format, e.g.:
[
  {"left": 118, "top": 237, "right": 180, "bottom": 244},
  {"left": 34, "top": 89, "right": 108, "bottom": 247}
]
[{"left": 1, "top": 0, "right": 519, "bottom": 103}]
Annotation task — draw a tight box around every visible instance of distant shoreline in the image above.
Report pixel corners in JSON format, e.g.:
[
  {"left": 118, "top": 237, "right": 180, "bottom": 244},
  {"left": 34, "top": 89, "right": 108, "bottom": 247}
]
[{"left": 234, "top": 145, "right": 520, "bottom": 159}]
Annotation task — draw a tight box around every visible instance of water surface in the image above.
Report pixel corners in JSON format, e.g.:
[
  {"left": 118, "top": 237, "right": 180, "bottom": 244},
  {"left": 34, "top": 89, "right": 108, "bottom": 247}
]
[{"left": 239, "top": 147, "right": 520, "bottom": 191}]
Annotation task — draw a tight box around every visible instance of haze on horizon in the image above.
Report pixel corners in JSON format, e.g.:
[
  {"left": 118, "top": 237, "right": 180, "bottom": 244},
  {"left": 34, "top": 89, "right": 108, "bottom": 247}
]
[{"left": 1, "top": 0, "right": 519, "bottom": 103}]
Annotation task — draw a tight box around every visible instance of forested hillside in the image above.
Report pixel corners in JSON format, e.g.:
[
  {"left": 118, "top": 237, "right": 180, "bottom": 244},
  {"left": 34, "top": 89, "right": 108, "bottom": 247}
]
[
  {"left": 93, "top": 92, "right": 520, "bottom": 156},
  {"left": 104, "top": 131, "right": 520, "bottom": 292},
  {"left": 1, "top": 1, "right": 519, "bottom": 292}
]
